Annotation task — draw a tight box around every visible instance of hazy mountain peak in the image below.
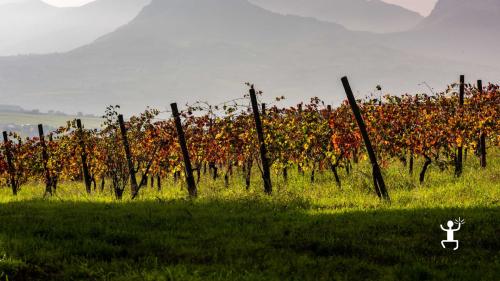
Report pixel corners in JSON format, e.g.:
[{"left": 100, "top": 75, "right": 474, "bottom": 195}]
[
  {"left": 381, "top": 0, "right": 500, "bottom": 69},
  {"left": 248, "top": 0, "right": 423, "bottom": 33},
  {"left": 88, "top": 0, "right": 348, "bottom": 52},
  {"left": 417, "top": 0, "right": 500, "bottom": 31}
]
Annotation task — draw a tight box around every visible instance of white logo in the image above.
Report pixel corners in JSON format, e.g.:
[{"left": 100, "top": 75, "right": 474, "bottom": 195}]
[{"left": 440, "top": 217, "right": 465, "bottom": 250}]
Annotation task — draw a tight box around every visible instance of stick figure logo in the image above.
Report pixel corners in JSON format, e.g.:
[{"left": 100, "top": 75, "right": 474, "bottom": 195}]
[{"left": 440, "top": 217, "right": 465, "bottom": 250}]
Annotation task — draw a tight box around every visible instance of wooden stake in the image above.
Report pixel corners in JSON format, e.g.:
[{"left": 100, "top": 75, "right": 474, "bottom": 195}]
[
  {"left": 38, "top": 124, "right": 52, "bottom": 196},
  {"left": 118, "top": 115, "right": 139, "bottom": 198},
  {"left": 2, "top": 131, "right": 17, "bottom": 195},
  {"left": 455, "top": 75, "right": 464, "bottom": 177},
  {"left": 341, "top": 77, "right": 389, "bottom": 200},
  {"left": 478, "top": 80, "right": 487, "bottom": 168},
  {"left": 171, "top": 103, "right": 197, "bottom": 197},
  {"left": 249, "top": 86, "right": 272, "bottom": 194},
  {"left": 76, "top": 119, "right": 92, "bottom": 194}
]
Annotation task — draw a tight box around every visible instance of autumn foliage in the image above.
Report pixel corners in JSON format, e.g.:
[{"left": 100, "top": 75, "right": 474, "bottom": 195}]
[{"left": 1, "top": 83, "right": 498, "bottom": 199}]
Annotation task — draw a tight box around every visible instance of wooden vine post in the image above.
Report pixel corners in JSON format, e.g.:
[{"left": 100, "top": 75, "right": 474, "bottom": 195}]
[
  {"left": 326, "top": 105, "right": 341, "bottom": 187},
  {"left": 118, "top": 115, "right": 139, "bottom": 197},
  {"left": 76, "top": 119, "right": 92, "bottom": 194},
  {"left": 341, "top": 77, "right": 389, "bottom": 201},
  {"left": 249, "top": 86, "right": 272, "bottom": 195},
  {"left": 171, "top": 103, "right": 197, "bottom": 197},
  {"left": 455, "top": 75, "right": 465, "bottom": 177},
  {"left": 38, "top": 124, "right": 52, "bottom": 196},
  {"left": 478, "top": 80, "right": 487, "bottom": 168},
  {"left": 2, "top": 131, "right": 17, "bottom": 195}
]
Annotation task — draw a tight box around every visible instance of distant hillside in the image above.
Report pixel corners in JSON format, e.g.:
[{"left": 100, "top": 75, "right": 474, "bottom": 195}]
[
  {"left": 414, "top": 0, "right": 500, "bottom": 31},
  {"left": 0, "top": 0, "right": 498, "bottom": 114},
  {"left": 0, "top": 0, "right": 150, "bottom": 55},
  {"left": 0, "top": 104, "right": 24, "bottom": 112},
  {"left": 383, "top": 0, "right": 500, "bottom": 65},
  {"left": 249, "top": 0, "right": 423, "bottom": 33},
  {"left": 0, "top": 111, "right": 102, "bottom": 137}
]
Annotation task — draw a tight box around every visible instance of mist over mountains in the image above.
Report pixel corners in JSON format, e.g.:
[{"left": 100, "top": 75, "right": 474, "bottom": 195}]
[
  {"left": 383, "top": 0, "right": 500, "bottom": 65},
  {"left": 0, "top": 0, "right": 498, "bottom": 115},
  {"left": 248, "top": 0, "right": 423, "bottom": 33},
  {"left": 0, "top": 0, "right": 150, "bottom": 55}
]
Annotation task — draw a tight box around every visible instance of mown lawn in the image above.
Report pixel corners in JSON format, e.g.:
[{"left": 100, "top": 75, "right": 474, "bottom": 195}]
[{"left": 0, "top": 154, "right": 499, "bottom": 280}]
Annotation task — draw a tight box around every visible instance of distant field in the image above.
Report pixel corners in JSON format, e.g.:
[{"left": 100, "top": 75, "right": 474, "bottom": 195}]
[{"left": 0, "top": 111, "right": 102, "bottom": 128}]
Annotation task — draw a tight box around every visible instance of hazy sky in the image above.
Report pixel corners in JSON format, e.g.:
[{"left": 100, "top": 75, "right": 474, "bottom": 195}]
[
  {"left": 41, "top": 0, "right": 94, "bottom": 7},
  {"left": 41, "top": 0, "right": 439, "bottom": 16},
  {"left": 382, "top": 0, "right": 438, "bottom": 16}
]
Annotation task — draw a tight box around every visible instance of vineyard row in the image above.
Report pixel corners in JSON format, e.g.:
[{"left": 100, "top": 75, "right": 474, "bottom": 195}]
[{"left": 1, "top": 77, "right": 498, "bottom": 200}]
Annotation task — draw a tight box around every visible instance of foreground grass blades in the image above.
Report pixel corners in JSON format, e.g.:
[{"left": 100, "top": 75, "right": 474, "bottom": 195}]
[
  {"left": 0, "top": 154, "right": 499, "bottom": 280},
  {"left": 0, "top": 200, "right": 498, "bottom": 281}
]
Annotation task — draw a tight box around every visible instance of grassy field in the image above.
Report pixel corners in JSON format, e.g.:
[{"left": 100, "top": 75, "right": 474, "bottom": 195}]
[{"left": 0, "top": 154, "right": 499, "bottom": 280}]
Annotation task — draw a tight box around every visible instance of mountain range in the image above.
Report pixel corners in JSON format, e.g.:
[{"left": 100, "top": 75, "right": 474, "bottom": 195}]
[
  {"left": 0, "top": 0, "right": 498, "bottom": 115},
  {"left": 382, "top": 0, "right": 500, "bottom": 65},
  {"left": 248, "top": 0, "right": 423, "bottom": 33}
]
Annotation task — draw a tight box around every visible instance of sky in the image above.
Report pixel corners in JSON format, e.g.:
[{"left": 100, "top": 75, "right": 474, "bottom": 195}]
[
  {"left": 39, "top": 0, "right": 439, "bottom": 16},
  {"left": 381, "top": 0, "right": 438, "bottom": 16},
  {"left": 41, "top": 0, "right": 94, "bottom": 6}
]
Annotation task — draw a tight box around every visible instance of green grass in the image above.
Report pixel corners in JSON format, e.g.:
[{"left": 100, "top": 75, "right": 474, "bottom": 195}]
[{"left": 0, "top": 154, "right": 499, "bottom": 280}]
